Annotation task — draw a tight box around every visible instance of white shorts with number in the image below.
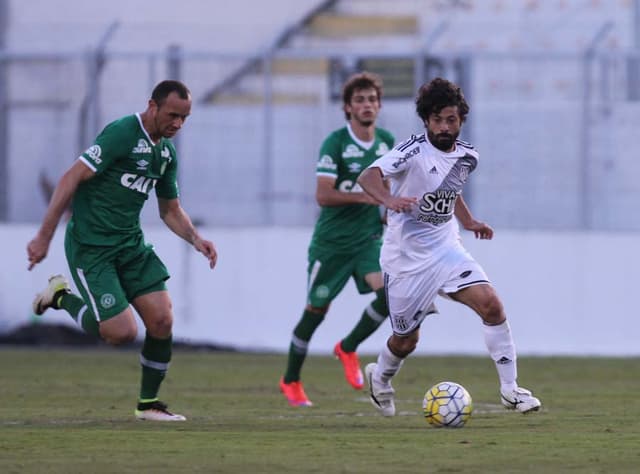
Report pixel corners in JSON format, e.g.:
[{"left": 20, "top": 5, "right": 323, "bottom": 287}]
[{"left": 384, "top": 245, "right": 490, "bottom": 336}]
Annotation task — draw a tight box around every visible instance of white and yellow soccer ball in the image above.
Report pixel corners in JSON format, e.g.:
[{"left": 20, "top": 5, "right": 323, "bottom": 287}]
[{"left": 423, "top": 381, "right": 473, "bottom": 428}]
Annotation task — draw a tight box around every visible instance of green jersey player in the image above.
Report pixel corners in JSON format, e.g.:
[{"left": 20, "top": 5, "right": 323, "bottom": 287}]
[
  {"left": 27, "top": 80, "right": 217, "bottom": 421},
  {"left": 280, "top": 72, "right": 394, "bottom": 407}
]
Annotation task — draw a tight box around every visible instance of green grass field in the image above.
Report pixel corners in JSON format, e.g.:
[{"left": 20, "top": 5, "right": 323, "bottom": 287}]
[{"left": 1, "top": 348, "right": 639, "bottom": 473}]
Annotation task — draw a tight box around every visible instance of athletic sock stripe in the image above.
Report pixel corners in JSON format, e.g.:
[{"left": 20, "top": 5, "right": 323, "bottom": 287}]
[
  {"left": 139, "top": 355, "right": 170, "bottom": 371},
  {"left": 139, "top": 397, "right": 159, "bottom": 404},
  {"left": 365, "top": 304, "right": 386, "bottom": 323},
  {"left": 291, "top": 335, "right": 309, "bottom": 352}
]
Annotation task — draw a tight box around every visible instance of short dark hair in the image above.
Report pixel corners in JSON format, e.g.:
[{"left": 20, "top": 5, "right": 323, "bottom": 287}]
[
  {"left": 342, "top": 71, "right": 383, "bottom": 120},
  {"left": 415, "top": 77, "right": 469, "bottom": 122},
  {"left": 151, "top": 80, "right": 191, "bottom": 106}
]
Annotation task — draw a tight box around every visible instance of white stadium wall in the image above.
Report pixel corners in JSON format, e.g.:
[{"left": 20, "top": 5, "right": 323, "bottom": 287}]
[{"left": 2, "top": 224, "right": 638, "bottom": 356}]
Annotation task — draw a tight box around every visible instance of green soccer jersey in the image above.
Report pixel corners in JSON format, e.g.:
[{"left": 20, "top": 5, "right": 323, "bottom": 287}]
[
  {"left": 68, "top": 114, "right": 179, "bottom": 246},
  {"left": 310, "top": 125, "right": 394, "bottom": 253}
]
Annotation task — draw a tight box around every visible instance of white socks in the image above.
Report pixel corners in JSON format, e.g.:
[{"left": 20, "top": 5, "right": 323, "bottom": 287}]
[
  {"left": 483, "top": 320, "right": 518, "bottom": 392},
  {"left": 376, "top": 342, "right": 405, "bottom": 385}
]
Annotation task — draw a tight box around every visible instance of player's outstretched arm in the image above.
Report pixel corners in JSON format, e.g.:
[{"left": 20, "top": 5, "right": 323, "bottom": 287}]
[
  {"left": 27, "top": 161, "right": 94, "bottom": 270},
  {"left": 158, "top": 198, "right": 217, "bottom": 269},
  {"left": 454, "top": 195, "right": 493, "bottom": 240},
  {"left": 315, "top": 176, "right": 378, "bottom": 206},
  {"left": 358, "top": 167, "right": 416, "bottom": 212}
]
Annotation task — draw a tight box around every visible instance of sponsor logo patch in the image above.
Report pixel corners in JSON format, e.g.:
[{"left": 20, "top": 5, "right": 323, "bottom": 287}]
[
  {"left": 85, "top": 145, "right": 102, "bottom": 164},
  {"left": 342, "top": 144, "right": 364, "bottom": 158},
  {"left": 391, "top": 146, "right": 419, "bottom": 168},
  {"left": 318, "top": 154, "right": 337, "bottom": 171},
  {"left": 132, "top": 139, "right": 152, "bottom": 154}
]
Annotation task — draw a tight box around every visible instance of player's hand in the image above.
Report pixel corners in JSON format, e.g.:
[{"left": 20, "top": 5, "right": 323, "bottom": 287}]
[
  {"left": 194, "top": 237, "right": 218, "bottom": 269},
  {"left": 27, "top": 235, "right": 50, "bottom": 270},
  {"left": 463, "top": 221, "right": 494, "bottom": 240},
  {"left": 383, "top": 196, "right": 417, "bottom": 213}
]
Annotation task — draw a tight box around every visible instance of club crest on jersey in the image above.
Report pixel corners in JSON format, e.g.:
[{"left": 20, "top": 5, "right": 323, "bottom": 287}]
[
  {"left": 100, "top": 293, "right": 116, "bottom": 309},
  {"left": 132, "top": 139, "right": 152, "bottom": 154},
  {"left": 459, "top": 165, "right": 470, "bottom": 182},
  {"left": 342, "top": 144, "right": 364, "bottom": 158},
  {"left": 375, "top": 142, "right": 390, "bottom": 156},
  {"left": 394, "top": 316, "right": 409, "bottom": 332},
  {"left": 161, "top": 146, "right": 171, "bottom": 159}
]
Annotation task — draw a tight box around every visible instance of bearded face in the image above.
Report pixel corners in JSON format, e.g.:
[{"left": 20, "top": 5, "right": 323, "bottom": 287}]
[{"left": 425, "top": 105, "right": 462, "bottom": 152}]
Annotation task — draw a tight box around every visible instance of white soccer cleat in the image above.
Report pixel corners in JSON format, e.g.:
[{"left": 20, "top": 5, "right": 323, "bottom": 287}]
[
  {"left": 32, "top": 274, "right": 71, "bottom": 315},
  {"left": 365, "top": 363, "right": 396, "bottom": 417},
  {"left": 134, "top": 401, "right": 186, "bottom": 421},
  {"left": 500, "top": 386, "right": 541, "bottom": 413}
]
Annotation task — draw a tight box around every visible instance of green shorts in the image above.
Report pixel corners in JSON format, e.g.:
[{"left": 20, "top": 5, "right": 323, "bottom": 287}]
[
  {"left": 64, "top": 228, "right": 170, "bottom": 321},
  {"left": 306, "top": 239, "right": 382, "bottom": 308}
]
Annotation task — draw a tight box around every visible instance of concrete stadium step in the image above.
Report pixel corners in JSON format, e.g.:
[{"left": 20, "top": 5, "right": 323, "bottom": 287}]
[
  {"left": 205, "top": 72, "right": 326, "bottom": 105},
  {"left": 208, "top": 92, "right": 320, "bottom": 105},
  {"left": 255, "top": 57, "right": 330, "bottom": 76},
  {"left": 305, "top": 13, "right": 418, "bottom": 38}
]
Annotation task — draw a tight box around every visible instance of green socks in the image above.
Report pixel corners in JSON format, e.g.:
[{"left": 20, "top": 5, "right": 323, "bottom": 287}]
[
  {"left": 341, "top": 288, "right": 388, "bottom": 352},
  {"left": 139, "top": 332, "right": 172, "bottom": 401},
  {"left": 58, "top": 293, "right": 100, "bottom": 337},
  {"left": 283, "top": 310, "right": 325, "bottom": 383}
]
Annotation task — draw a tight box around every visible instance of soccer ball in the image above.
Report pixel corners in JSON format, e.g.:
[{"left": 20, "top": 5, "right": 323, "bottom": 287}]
[{"left": 422, "top": 381, "right": 473, "bottom": 428}]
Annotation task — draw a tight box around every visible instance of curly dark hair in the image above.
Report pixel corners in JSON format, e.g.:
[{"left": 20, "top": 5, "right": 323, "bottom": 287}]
[
  {"left": 342, "top": 71, "right": 383, "bottom": 120},
  {"left": 415, "top": 77, "right": 469, "bottom": 122}
]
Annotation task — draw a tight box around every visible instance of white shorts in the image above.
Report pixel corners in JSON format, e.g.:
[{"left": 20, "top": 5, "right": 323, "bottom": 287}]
[{"left": 384, "top": 246, "right": 490, "bottom": 336}]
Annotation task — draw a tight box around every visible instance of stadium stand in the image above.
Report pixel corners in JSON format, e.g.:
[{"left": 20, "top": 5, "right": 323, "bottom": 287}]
[{"left": 2, "top": 0, "right": 640, "bottom": 230}]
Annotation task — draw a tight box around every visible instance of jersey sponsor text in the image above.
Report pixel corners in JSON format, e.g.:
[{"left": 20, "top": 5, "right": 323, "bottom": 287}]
[{"left": 120, "top": 173, "right": 157, "bottom": 194}]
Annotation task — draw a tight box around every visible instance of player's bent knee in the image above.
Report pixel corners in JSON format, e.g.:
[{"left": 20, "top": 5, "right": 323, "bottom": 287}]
[
  {"left": 99, "top": 311, "right": 138, "bottom": 345},
  {"left": 101, "top": 326, "right": 137, "bottom": 345},
  {"left": 388, "top": 332, "right": 418, "bottom": 357},
  {"left": 480, "top": 296, "right": 505, "bottom": 325},
  {"left": 145, "top": 313, "right": 173, "bottom": 338},
  {"left": 306, "top": 304, "right": 329, "bottom": 316}
]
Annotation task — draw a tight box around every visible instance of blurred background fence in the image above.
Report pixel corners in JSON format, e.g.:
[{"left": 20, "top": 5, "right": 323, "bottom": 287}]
[{"left": 2, "top": 0, "right": 640, "bottom": 230}]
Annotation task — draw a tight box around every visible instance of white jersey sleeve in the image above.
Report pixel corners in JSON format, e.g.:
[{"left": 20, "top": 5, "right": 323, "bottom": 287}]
[{"left": 370, "top": 134, "right": 422, "bottom": 178}]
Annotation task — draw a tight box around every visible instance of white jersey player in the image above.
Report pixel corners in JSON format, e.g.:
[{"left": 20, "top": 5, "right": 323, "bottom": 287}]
[{"left": 357, "top": 77, "right": 541, "bottom": 417}]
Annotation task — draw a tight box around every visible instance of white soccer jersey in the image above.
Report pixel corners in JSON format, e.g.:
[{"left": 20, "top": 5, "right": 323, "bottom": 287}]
[{"left": 369, "top": 132, "right": 479, "bottom": 276}]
